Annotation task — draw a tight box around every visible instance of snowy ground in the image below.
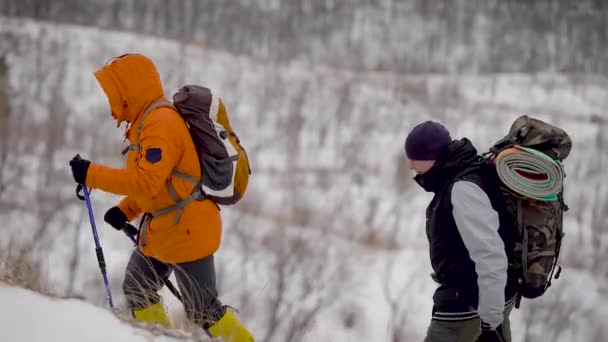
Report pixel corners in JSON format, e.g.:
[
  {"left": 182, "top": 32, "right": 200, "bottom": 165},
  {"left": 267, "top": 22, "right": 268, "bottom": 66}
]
[{"left": 0, "top": 281, "right": 209, "bottom": 342}]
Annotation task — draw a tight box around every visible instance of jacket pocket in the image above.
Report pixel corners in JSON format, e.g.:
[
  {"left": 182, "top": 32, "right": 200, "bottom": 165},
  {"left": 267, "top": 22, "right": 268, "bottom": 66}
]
[
  {"left": 433, "top": 286, "right": 460, "bottom": 305},
  {"left": 432, "top": 286, "right": 478, "bottom": 319}
]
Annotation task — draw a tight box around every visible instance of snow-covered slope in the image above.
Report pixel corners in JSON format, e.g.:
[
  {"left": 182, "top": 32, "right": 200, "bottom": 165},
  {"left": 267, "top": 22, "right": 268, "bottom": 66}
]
[{"left": 0, "top": 281, "right": 208, "bottom": 342}]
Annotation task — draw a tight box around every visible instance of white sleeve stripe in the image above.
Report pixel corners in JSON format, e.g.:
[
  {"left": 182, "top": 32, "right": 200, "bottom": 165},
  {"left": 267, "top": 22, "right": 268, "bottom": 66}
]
[{"left": 451, "top": 181, "right": 507, "bottom": 330}]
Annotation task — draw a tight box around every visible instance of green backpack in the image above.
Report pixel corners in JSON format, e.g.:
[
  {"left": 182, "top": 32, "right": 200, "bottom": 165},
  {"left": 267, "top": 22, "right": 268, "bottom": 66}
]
[{"left": 485, "top": 115, "right": 572, "bottom": 305}]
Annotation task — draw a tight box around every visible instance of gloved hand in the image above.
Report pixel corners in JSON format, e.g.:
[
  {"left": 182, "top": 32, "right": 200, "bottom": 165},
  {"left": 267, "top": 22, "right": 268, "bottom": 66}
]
[
  {"left": 480, "top": 323, "right": 506, "bottom": 342},
  {"left": 69, "top": 155, "right": 91, "bottom": 185},
  {"left": 104, "top": 206, "right": 128, "bottom": 230}
]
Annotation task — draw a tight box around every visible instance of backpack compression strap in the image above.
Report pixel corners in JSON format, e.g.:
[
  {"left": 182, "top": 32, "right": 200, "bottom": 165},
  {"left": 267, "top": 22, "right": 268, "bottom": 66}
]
[{"left": 149, "top": 171, "right": 204, "bottom": 224}]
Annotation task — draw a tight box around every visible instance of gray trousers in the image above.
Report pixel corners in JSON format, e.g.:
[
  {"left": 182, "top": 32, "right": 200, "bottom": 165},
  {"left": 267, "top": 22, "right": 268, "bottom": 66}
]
[{"left": 122, "top": 249, "right": 225, "bottom": 328}]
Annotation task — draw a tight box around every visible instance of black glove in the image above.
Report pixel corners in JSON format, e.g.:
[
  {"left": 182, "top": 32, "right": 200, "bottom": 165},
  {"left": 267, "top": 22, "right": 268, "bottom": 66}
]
[
  {"left": 69, "top": 155, "right": 91, "bottom": 185},
  {"left": 104, "top": 206, "right": 128, "bottom": 230},
  {"left": 480, "top": 323, "right": 506, "bottom": 342}
]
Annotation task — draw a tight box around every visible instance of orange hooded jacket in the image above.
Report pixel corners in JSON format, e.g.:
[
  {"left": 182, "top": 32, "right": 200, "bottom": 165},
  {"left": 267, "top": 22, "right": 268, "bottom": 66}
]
[{"left": 87, "top": 54, "right": 221, "bottom": 264}]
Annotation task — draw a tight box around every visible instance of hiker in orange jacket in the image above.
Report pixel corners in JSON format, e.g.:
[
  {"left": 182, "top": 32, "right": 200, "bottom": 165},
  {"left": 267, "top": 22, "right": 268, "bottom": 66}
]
[{"left": 68, "top": 53, "right": 254, "bottom": 341}]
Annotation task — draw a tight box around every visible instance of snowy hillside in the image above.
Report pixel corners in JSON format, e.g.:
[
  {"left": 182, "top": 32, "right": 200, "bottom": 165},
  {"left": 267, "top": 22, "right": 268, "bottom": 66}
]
[
  {"left": 1, "top": 0, "right": 606, "bottom": 74},
  {"left": 0, "top": 281, "right": 208, "bottom": 342},
  {"left": 0, "top": 16, "right": 605, "bottom": 248},
  {"left": 0, "top": 14, "right": 607, "bottom": 342}
]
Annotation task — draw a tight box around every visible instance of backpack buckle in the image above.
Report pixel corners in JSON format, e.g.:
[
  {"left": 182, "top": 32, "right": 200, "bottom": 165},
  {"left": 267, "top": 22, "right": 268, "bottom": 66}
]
[{"left": 121, "top": 144, "right": 140, "bottom": 155}]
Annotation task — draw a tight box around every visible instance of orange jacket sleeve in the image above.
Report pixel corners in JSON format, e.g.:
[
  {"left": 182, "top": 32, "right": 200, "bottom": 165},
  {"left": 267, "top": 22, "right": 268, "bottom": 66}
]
[
  {"left": 117, "top": 196, "right": 141, "bottom": 222},
  {"left": 86, "top": 111, "right": 181, "bottom": 198}
]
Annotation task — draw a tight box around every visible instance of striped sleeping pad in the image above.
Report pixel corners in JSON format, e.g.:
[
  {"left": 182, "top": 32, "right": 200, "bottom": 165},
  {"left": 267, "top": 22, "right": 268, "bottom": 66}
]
[{"left": 494, "top": 145, "right": 564, "bottom": 201}]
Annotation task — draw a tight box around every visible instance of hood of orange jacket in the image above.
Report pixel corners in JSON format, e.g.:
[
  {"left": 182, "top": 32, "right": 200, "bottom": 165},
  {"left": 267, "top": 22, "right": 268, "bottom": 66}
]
[{"left": 94, "top": 54, "right": 165, "bottom": 126}]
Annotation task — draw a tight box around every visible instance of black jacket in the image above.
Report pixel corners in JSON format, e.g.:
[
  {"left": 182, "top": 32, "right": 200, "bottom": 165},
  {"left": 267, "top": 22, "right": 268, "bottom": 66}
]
[{"left": 415, "top": 139, "right": 517, "bottom": 322}]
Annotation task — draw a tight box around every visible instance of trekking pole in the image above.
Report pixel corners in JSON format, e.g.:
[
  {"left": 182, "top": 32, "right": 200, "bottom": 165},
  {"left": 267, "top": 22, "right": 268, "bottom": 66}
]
[
  {"left": 76, "top": 183, "right": 114, "bottom": 309},
  {"left": 122, "top": 223, "right": 183, "bottom": 303}
]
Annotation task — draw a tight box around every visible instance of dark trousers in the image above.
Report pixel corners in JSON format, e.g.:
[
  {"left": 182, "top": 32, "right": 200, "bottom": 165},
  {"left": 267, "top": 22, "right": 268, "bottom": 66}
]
[{"left": 122, "top": 249, "right": 225, "bottom": 328}]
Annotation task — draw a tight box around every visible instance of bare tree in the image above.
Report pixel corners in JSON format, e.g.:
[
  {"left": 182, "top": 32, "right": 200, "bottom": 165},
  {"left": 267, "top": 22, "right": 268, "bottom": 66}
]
[
  {"left": 66, "top": 214, "right": 85, "bottom": 295},
  {"left": 259, "top": 224, "right": 350, "bottom": 342},
  {"left": 21, "top": 43, "right": 76, "bottom": 254},
  {"left": 0, "top": 55, "right": 11, "bottom": 195},
  {"left": 589, "top": 121, "right": 608, "bottom": 276},
  {"left": 382, "top": 252, "right": 426, "bottom": 342},
  {"left": 4, "top": 0, "right": 608, "bottom": 74},
  {"left": 519, "top": 278, "right": 599, "bottom": 342}
]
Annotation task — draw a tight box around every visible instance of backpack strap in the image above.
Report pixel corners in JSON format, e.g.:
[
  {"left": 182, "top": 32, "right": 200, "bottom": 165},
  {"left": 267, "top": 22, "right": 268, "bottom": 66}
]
[
  {"left": 515, "top": 198, "right": 525, "bottom": 309},
  {"left": 121, "top": 100, "right": 177, "bottom": 155},
  {"left": 149, "top": 187, "right": 202, "bottom": 224},
  {"left": 125, "top": 100, "right": 225, "bottom": 225},
  {"left": 148, "top": 171, "right": 204, "bottom": 224},
  {"left": 172, "top": 170, "right": 200, "bottom": 184},
  {"left": 517, "top": 199, "right": 526, "bottom": 279},
  {"left": 118, "top": 100, "right": 196, "bottom": 225}
]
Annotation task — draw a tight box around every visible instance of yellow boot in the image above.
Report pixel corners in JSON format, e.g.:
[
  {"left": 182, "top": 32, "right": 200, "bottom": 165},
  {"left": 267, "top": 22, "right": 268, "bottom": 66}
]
[
  {"left": 208, "top": 308, "right": 255, "bottom": 342},
  {"left": 132, "top": 301, "right": 171, "bottom": 328}
]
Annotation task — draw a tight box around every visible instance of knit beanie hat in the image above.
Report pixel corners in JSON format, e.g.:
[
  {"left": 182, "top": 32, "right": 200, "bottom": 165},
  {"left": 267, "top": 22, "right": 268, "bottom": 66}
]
[{"left": 405, "top": 121, "right": 452, "bottom": 160}]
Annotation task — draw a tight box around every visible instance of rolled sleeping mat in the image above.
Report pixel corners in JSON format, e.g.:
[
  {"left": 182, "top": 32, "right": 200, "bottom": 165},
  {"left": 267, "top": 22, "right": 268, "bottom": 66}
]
[{"left": 494, "top": 145, "right": 564, "bottom": 201}]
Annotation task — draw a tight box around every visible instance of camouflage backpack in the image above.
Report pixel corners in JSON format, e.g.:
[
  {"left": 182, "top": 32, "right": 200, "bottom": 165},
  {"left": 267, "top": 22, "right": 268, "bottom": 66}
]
[{"left": 485, "top": 115, "right": 572, "bottom": 305}]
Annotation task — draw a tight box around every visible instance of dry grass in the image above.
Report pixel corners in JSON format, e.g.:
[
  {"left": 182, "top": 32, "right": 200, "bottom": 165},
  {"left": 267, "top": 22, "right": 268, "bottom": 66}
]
[
  {"left": 0, "top": 240, "right": 49, "bottom": 294},
  {"left": 121, "top": 259, "right": 222, "bottom": 340}
]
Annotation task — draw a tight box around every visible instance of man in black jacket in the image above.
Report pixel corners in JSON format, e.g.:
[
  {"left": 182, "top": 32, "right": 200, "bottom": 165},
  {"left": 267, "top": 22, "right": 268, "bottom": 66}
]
[{"left": 405, "top": 121, "right": 518, "bottom": 342}]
